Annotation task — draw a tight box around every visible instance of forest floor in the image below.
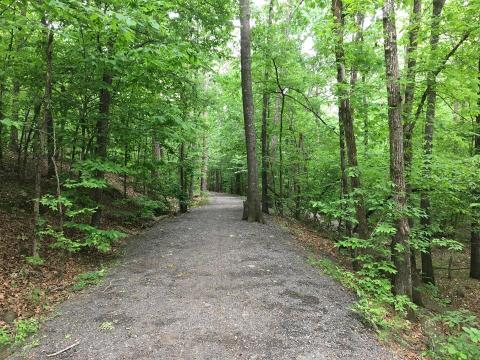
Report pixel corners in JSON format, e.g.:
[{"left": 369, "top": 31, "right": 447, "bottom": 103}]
[
  {"left": 0, "top": 166, "right": 163, "bottom": 358},
  {"left": 6, "top": 193, "right": 398, "bottom": 360}
]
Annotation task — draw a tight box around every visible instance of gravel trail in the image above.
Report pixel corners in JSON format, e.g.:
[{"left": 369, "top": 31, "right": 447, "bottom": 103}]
[{"left": 10, "top": 193, "right": 399, "bottom": 359}]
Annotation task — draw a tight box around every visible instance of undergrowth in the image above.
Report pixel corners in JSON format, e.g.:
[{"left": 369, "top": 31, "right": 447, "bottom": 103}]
[
  {"left": 0, "top": 318, "right": 39, "bottom": 350},
  {"left": 72, "top": 269, "right": 107, "bottom": 291},
  {"left": 309, "top": 257, "right": 480, "bottom": 359}
]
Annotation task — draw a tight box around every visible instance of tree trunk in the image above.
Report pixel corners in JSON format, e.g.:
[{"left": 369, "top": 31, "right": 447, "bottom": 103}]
[
  {"left": 235, "top": 171, "right": 242, "bottom": 195},
  {"left": 339, "top": 116, "right": 350, "bottom": 235},
  {"left": 0, "top": 85, "right": 4, "bottom": 167},
  {"left": 471, "top": 56, "right": 480, "bottom": 280},
  {"left": 403, "top": 0, "right": 422, "bottom": 176},
  {"left": 90, "top": 72, "right": 112, "bottom": 227},
  {"left": 215, "top": 169, "right": 222, "bottom": 192},
  {"left": 38, "top": 18, "right": 55, "bottom": 177},
  {"left": 152, "top": 128, "right": 163, "bottom": 178},
  {"left": 179, "top": 142, "right": 188, "bottom": 213},
  {"left": 261, "top": 0, "right": 274, "bottom": 214},
  {"left": 10, "top": 81, "right": 20, "bottom": 154},
  {"left": 278, "top": 92, "right": 285, "bottom": 216},
  {"left": 401, "top": 0, "right": 423, "bottom": 305},
  {"left": 332, "top": 0, "right": 368, "bottom": 242},
  {"left": 33, "top": 19, "right": 55, "bottom": 256},
  {"left": 420, "top": 0, "right": 445, "bottom": 285},
  {"left": 382, "top": 0, "right": 412, "bottom": 299},
  {"left": 239, "top": 0, "right": 264, "bottom": 223},
  {"left": 200, "top": 133, "right": 208, "bottom": 192}
]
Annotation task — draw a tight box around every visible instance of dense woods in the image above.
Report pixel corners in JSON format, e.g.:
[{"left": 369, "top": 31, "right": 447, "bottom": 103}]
[{"left": 1, "top": 0, "right": 480, "bottom": 358}]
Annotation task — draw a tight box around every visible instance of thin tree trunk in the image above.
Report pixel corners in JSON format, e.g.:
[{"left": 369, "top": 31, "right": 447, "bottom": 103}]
[
  {"left": 33, "top": 19, "right": 54, "bottom": 257},
  {"left": 32, "top": 146, "right": 41, "bottom": 257},
  {"left": 332, "top": 0, "right": 368, "bottom": 242},
  {"left": 0, "top": 85, "right": 4, "bottom": 167},
  {"left": 16, "top": 106, "right": 30, "bottom": 176},
  {"left": 40, "top": 25, "right": 53, "bottom": 173},
  {"left": 215, "top": 169, "right": 221, "bottom": 192},
  {"left": 382, "top": 0, "right": 413, "bottom": 300},
  {"left": 179, "top": 142, "right": 187, "bottom": 213},
  {"left": 420, "top": 0, "right": 446, "bottom": 285},
  {"left": 239, "top": 0, "right": 264, "bottom": 223},
  {"left": 471, "top": 56, "right": 480, "bottom": 280},
  {"left": 152, "top": 128, "right": 162, "bottom": 178},
  {"left": 403, "top": 0, "right": 422, "bottom": 176},
  {"left": 10, "top": 81, "right": 20, "bottom": 154},
  {"left": 123, "top": 143, "right": 128, "bottom": 198},
  {"left": 41, "top": 18, "right": 55, "bottom": 177},
  {"left": 278, "top": 93, "right": 285, "bottom": 216},
  {"left": 261, "top": 0, "right": 274, "bottom": 214},
  {"left": 200, "top": 133, "right": 208, "bottom": 192},
  {"left": 339, "top": 117, "right": 350, "bottom": 235},
  {"left": 401, "top": 0, "right": 423, "bottom": 305}
]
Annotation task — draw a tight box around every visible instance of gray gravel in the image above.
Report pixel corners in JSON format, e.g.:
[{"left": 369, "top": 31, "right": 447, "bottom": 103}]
[{"left": 10, "top": 193, "right": 399, "bottom": 359}]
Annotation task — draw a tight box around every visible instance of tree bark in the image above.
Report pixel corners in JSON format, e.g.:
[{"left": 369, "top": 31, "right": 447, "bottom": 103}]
[
  {"left": 179, "top": 142, "right": 188, "bottom": 213},
  {"left": 420, "top": 0, "right": 446, "bottom": 285},
  {"left": 33, "top": 19, "right": 54, "bottom": 256},
  {"left": 332, "top": 0, "right": 368, "bottom": 242},
  {"left": 90, "top": 71, "right": 112, "bottom": 227},
  {"left": 39, "top": 19, "right": 53, "bottom": 177},
  {"left": 215, "top": 169, "right": 222, "bottom": 192},
  {"left": 200, "top": 133, "right": 208, "bottom": 192},
  {"left": 382, "top": 0, "right": 412, "bottom": 299},
  {"left": 151, "top": 127, "right": 163, "bottom": 179},
  {"left": 401, "top": 0, "right": 423, "bottom": 305},
  {"left": 471, "top": 56, "right": 480, "bottom": 280},
  {"left": 403, "top": 0, "right": 422, "bottom": 176},
  {"left": 239, "top": 0, "right": 264, "bottom": 223},
  {"left": 0, "top": 85, "right": 4, "bottom": 167},
  {"left": 261, "top": 0, "right": 274, "bottom": 214}
]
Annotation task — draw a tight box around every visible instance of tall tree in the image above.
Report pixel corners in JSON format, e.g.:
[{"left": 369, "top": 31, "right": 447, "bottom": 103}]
[
  {"left": 403, "top": 0, "right": 422, "bottom": 176},
  {"left": 239, "top": 0, "right": 264, "bottom": 223},
  {"left": 382, "top": 0, "right": 412, "bottom": 299},
  {"left": 419, "top": 0, "right": 446, "bottom": 285},
  {"left": 331, "top": 0, "right": 369, "bottom": 244},
  {"left": 261, "top": 0, "right": 274, "bottom": 214},
  {"left": 471, "top": 55, "right": 480, "bottom": 280}
]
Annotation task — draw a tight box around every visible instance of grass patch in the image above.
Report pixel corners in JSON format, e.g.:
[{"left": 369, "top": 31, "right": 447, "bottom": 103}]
[{"left": 72, "top": 269, "right": 106, "bottom": 291}]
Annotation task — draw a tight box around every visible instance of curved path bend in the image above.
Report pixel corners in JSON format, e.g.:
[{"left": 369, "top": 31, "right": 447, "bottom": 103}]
[{"left": 11, "top": 193, "right": 398, "bottom": 360}]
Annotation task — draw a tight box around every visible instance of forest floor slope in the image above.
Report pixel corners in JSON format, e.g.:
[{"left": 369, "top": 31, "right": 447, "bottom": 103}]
[{"left": 10, "top": 193, "right": 398, "bottom": 360}]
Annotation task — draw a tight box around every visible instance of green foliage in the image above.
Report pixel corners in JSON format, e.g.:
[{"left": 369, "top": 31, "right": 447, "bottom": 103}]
[
  {"left": 25, "top": 256, "right": 45, "bottom": 266},
  {"left": 99, "top": 321, "right": 115, "bottom": 331},
  {"left": 72, "top": 269, "right": 106, "bottom": 291},
  {"left": 425, "top": 310, "right": 480, "bottom": 360},
  {"left": 434, "top": 310, "right": 478, "bottom": 332},
  {"left": 0, "top": 327, "right": 10, "bottom": 348},
  {"left": 63, "top": 223, "right": 125, "bottom": 253},
  {"left": 0, "top": 319, "right": 40, "bottom": 349},
  {"left": 13, "top": 319, "right": 38, "bottom": 343},
  {"left": 113, "top": 196, "right": 170, "bottom": 223},
  {"left": 309, "top": 257, "right": 414, "bottom": 332}
]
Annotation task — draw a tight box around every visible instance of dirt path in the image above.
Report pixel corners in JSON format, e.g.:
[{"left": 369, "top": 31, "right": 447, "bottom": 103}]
[{"left": 10, "top": 193, "right": 398, "bottom": 359}]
